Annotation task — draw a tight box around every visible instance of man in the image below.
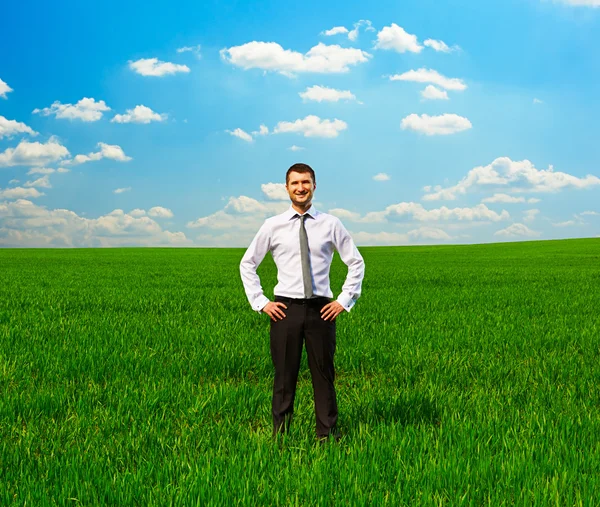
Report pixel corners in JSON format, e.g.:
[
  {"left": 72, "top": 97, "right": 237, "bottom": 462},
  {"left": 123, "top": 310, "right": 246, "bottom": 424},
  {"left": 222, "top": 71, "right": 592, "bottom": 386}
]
[{"left": 240, "top": 163, "right": 365, "bottom": 441}]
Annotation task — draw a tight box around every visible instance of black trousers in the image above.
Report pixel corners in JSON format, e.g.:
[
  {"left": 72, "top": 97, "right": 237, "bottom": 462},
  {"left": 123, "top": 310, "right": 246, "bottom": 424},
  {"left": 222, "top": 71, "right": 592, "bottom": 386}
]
[{"left": 270, "top": 296, "right": 338, "bottom": 438}]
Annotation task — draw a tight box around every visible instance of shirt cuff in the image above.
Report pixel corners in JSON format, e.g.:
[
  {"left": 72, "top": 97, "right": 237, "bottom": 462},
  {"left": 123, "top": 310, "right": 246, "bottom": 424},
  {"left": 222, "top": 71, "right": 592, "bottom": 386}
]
[
  {"left": 252, "top": 295, "right": 271, "bottom": 313},
  {"left": 336, "top": 293, "right": 356, "bottom": 312}
]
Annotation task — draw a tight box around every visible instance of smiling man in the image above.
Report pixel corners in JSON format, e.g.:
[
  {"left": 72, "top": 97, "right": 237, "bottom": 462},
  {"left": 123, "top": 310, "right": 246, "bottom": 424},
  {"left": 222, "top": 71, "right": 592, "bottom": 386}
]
[{"left": 240, "top": 163, "right": 365, "bottom": 442}]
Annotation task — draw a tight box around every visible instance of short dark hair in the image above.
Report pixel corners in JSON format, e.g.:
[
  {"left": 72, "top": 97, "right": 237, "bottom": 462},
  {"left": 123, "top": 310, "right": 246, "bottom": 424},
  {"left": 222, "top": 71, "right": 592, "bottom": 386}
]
[{"left": 286, "top": 163, "right": 316, "bottom": 185}]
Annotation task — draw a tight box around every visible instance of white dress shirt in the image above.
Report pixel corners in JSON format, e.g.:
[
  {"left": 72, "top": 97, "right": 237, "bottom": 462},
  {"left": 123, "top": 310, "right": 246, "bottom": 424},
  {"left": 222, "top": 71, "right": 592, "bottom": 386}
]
[{"left": 240, "top": 205, "right": 365, "bottom": 313}]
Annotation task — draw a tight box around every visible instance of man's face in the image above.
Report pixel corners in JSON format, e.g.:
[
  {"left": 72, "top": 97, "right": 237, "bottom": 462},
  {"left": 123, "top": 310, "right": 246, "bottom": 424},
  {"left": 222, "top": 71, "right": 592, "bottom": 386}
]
[{"left": 286, "top": 171, "right": 316, "bottom": 208}]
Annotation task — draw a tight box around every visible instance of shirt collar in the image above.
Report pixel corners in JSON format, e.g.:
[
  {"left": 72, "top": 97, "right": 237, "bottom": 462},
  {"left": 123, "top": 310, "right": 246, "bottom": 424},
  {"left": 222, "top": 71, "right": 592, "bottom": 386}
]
[{"left": 286, "top": 204, "right": 319, "bottom": 220}]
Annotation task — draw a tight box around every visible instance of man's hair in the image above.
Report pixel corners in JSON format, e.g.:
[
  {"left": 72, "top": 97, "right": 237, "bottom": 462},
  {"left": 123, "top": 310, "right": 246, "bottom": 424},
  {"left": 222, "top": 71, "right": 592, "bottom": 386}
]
[{"left": 286, "top": 163, "right": 316, "bottom": 185}]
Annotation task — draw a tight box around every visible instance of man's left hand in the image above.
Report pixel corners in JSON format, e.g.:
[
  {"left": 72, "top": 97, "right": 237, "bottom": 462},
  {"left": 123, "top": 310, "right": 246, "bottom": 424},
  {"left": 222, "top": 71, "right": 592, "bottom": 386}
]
[{"left": 320, "top": 301, "right": 345, "bottom": 321}]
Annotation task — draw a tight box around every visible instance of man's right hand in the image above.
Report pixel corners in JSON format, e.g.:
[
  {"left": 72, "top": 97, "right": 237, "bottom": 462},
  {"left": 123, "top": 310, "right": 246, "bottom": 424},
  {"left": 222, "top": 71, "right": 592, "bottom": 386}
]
[{"left": 262, "top": 301, "right": 288, "bottom": 321}]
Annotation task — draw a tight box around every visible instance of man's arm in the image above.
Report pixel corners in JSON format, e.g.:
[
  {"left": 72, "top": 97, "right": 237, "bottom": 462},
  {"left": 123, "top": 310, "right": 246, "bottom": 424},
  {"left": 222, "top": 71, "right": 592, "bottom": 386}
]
[
  {"left": 240, "top": 221, "right": 272, "bottom": 312},
  {"left": 332, "top": 218, "right": 365, "bottom": 312}
]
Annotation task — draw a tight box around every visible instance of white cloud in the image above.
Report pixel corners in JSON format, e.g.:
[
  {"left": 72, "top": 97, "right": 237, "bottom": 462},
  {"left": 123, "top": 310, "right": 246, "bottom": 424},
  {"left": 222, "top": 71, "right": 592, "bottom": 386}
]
[
  {"left": 187, "top": 195, "right": 288, "bottom": 232},
  {"left": 27, "top": 167, "right": 54, "bottom": 175},
  {"left": 273, "top": 115, "right": 347, "bottom": 138},
  {"left": 482, "top": 193, "right": 526, "bottom": 203},
  {"left": 533, "top": 98, "right": 544, "bottom": 104},
  {"left": 330, "top": 202, "right": 509, "bottom": 224},
  {"left": 9, "top": 179, "right": 19, "bottom": 184},
  {"left": 129, "top": 208, "right": 146, "bottom": 217},
  {"left": 328, "top": 208, "right": 362, "bottom": 221},
  {"left": 251, "top": 124, "right": 269, "bottom": 136},
  {"left": 111, "top": 105, "right": 167, "bottom": 124},
  {"left": 373, "top": 173, "right": 390, "bottom": 181},
  {"left": 114, "top": 187, "right": 131, "bottom": 194},
  {"left": 220, "top": 42, "right": 371, "bottom": 76},
  {"left": 0, "top": 201, "right": 192, "bottom": 247},
  {"left": 33, "top": 98, "right": 110, "bottom": 122},
  {"left": 401, "top": 113, "right": 472, "bottom": 135},
  {"left": 299, "top": 85, "right": 357, "bottom": 103},
  {"left": 523, "top": 209, "right": 540, "bottom": 222},
  {"left": 494, "top": 223, "right": 540, "bottom": 238},
  {"left": 129, "top": 58, "right": 190, "bottom": 77},
  {"left": 552, "top": 220, "right": 578, "bottom": 227},
  {"left": 0, "top": 116, "right": 38, "bottom": 139},
  {"left": 0, "top": 78, "right": 13, "bottom": 99},
  {"left": 0, "top": 139, "right": 70, "bottom": 167},
  {"left": 375, "top": 23, "right": 422, "bottom": 53},
  {"left": 289, "top": 145, "right": 305, "bottom": 151},
  {"left": 71, "top": 142, "right": 132, "bottom": 165},
  {"left": 261, "top": 183, "right": 288, "bottom": 201},
  {"left": 528, "top": 197, "right": 541, "bottom": 203},
  {"left": 322, "top": 26, "right": 349, "bottom": 36},
  {"left": 148, "top": 206, "right": 174, "bottom": 218},
  {"left": 423, "top": 39, "right": 457, "bottom": 52},
  {"left": 390, "top": 68, "right": 467, "bottom": 91},
  {"left": 0, "top": 187, "right": 44, "bottom": 200},
  {"left": 408, "top": 226, "right": 452, "bottom": 240},
  {"left": 421, "top": 85, "right": 449, "bottom": 101},
  {"left": 176, "top": 45, "right": 201, "bottom": 57},
  {"left": 556, "top": 0, "right": 600, "bottom": 6},
  {"left": 226, "top": 128, "right": 253, "bottom": 143},
  {"left": 351, "top": 231, "right": 409, "bottom": 246},
  {"left": 348, "top": 19, "right": 375, "bottom": 42},
  {"left": 24, "top": 175, "right": 51, "bottom": 188},
  {"left": 423, "top": 157, "right": 600, "bottom": 201},
  {"left": 580, "top": 211, "right": 600, "bottom": 216}
]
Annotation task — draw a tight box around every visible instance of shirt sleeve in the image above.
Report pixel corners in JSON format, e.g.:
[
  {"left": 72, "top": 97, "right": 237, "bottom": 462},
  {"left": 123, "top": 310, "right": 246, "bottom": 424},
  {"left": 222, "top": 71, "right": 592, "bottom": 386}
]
[
  {"left": 332, "top": 218, "right": 365, "bottom": 312},
  {"left": 240, "top": 220, "right": 272, "bottom": 312}
]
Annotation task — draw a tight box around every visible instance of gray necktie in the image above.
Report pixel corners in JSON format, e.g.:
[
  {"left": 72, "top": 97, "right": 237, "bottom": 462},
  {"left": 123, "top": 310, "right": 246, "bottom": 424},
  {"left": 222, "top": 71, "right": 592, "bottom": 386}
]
[{"left": 298, "top": 214, "right": 313, "bottom": 298}]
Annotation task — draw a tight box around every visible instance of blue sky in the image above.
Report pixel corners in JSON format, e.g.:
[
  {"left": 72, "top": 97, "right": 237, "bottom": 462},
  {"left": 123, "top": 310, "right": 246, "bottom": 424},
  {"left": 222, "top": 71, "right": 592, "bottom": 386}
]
[{"left": 1, "top": 0, "right": 599, "bottom": 247}]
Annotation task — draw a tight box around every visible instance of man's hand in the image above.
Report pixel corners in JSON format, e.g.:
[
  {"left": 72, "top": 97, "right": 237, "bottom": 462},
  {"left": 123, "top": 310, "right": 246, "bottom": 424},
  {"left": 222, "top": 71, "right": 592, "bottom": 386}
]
[
  {"left": 320, "top": 301, "right": 345, "bottom": 321},
  {"left": 262, "top": 301, "right": 288, "bottom": 321}
]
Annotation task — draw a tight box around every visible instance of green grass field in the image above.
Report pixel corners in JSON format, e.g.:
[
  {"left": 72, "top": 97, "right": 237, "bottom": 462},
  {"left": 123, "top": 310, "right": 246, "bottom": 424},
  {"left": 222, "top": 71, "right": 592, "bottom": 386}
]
[{"left": 1, "top": 238, "right": 600, "bottom": 505}]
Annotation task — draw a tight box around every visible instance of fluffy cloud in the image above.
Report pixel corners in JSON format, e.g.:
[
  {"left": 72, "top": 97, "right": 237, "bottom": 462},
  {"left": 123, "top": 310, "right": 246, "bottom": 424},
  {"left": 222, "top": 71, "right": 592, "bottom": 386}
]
[
  {"left": 401, "top": 113, "right": 472, "bottom": 135},
  {"left": 423, "top": 157, "right": 600, "bottom": 201},
  {"left": 482, "top": 194, "right": 527, "bottom": 203},
  {"left": 226, "top": 128, "right": 253, "bottom": 143},
  {"left": 114, "top": 187, "right": 131, "bottom": 194},
  {"left": 0, "top": 200, "right": 191, "bottom": 247},
  {"left": 71, "top": 142, "right": 132, "bottom": 165},
  {"left": 0, "top": 116, "right": 38, "bottom": 139},
  {"left": 348, "top": 19, "right": 375, "bottom": 41},
  {"left": 331, "top": 202, "right": 509, "bottom": 224},
  {"left": 0, "top": 78, "right": 13, "bottom": 99},
  {"left": 111, "top": 105, "right": 167, "bottom": 124},
  {"left": 0, "top": 187, "right": 44, "bottom": 200},
  {"left": 299, "top": 85, "right": 357, "bottom": 103},
  {"left": 0, "top": 139, "right": 70, "bottom": 167},
  {"left": 129, "top": 58, "right": 190, "bottom": 76},
  {"left": 523, "top": 209, "right": 540, "bottom": 222},
  {"left": 289, "top": 145, "right": 305, "bottom": 151},
  {"left": 24, "top": 175, "right": 51, "bottom": 188},
  {"left": 27, "top": 167, "right": 54, "bottom": 175},
  {"left": 557, "top": 0, "right": 600, "bottom": 6},
  {"left": 424, "top": 39, "right": 459, "bottom": 52},
  {"left": 322, "top": 26, "right": 349, "bottom": 36},
  {"left": 261, "top": 183, "right": 288, "bottom": 201},
  {"left": 375, "top": 23, "right": 422, "bottom": 53},
  {"left": 421, "top": 85, "right": 449, "bottom": 101},
  {"left": 220, "top": 42, "right": 371, "bottom": 76},
  {"left": 373, "top": 173, "right": 390, "bottom": 181},
  {"left": 33, "top": 98, "right": 110, "bottom": 122},
  {"left": 580, "top": 211, "right": 600, "bottom": 216},
  {"left": 187, "top": 195, "right": 288, "bottom": 231},
  {"left": 390, "top": 68, "right": 467, "bottom": 91},
  {"left": 148, "top": 206, "right": 174, "bottom": 218},
  {"left": 251, "top": 125, "right": 269, "bottom": 136},
  {"left": 494, "top": 223, "right": 540, "bottom": 238},
  {"left": 328, "top": 208, "right": 362, "bottom": 221},
  {"left": 176, "top": 45, "right": 201, "bottom": 58},
  {"left": 273, "top": 115, "right": 347, "bottom": 138}
]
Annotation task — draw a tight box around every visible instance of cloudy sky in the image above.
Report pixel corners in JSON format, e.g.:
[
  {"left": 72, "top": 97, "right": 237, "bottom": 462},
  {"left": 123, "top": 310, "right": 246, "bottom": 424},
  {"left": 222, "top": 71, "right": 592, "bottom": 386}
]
[{"left": 1, "top": 0, "right": 599, "bottom": 247}]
